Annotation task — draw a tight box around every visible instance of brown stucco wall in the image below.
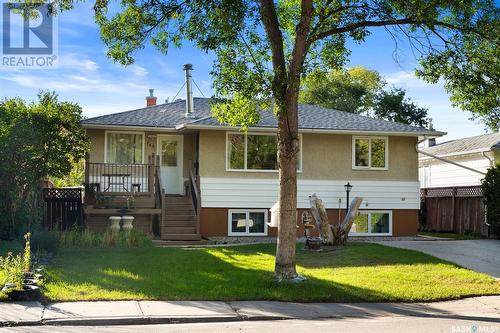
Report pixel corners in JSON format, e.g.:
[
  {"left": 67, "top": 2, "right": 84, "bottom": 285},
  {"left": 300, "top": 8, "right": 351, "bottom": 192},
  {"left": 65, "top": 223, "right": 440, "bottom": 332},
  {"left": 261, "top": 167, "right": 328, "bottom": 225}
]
[
  {"left": 200, "top": 207, "right": 418, "bottom": 237},
  {"left": 198, "top": 130, "right": 418, "bottom": 181}
]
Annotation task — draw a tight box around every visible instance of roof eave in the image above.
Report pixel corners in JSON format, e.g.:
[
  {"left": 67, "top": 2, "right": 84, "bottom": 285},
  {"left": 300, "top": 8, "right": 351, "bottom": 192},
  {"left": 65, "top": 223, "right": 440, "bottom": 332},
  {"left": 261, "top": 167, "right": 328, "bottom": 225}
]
[
  {"left": 180, "top": 123, "right": 446, "bottom": 137},
  {"left": 82, "top": 123, "right": 178, "bottom": 132}
]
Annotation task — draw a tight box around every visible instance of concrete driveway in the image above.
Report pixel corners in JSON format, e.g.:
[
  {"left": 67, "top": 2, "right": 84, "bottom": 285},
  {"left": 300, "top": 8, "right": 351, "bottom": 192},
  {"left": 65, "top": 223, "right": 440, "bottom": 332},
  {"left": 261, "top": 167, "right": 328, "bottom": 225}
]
[{"left": 375, "top": 240, "right": 500, "bottom": 279}]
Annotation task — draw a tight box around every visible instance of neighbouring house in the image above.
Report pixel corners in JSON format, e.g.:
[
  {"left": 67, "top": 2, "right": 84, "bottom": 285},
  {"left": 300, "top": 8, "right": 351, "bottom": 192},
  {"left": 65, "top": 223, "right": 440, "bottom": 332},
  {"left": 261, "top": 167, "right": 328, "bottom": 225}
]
[
  {"left": 81, "top": 65, "right": 444, "bottom": 242},
  {"left": 419, "top": 132, "right": 500, "bottom": 188}
]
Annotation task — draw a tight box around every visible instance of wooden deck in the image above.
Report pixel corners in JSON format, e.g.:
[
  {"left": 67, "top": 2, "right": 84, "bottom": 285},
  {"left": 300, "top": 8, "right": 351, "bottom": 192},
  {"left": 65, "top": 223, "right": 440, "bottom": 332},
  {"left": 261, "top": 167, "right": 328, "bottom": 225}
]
[{"left": 83, "top": 154, "right": 202, "bottom": 240}]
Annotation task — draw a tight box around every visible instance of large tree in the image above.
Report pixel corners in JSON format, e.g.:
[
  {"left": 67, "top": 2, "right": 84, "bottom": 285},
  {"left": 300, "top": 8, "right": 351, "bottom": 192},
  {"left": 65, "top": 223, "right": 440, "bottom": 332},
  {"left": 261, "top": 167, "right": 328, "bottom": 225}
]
[
  {"left": 300, "top": 66, "right": 383, "bottom": 114},
  {"left": 300, "top": 66, "right": 429, "bottom": 127},
  {"left": 0, "top": 92, "right": 88, "bottom": 237},
  {"left": 373, "top": 88, "right": 429, "bottom": 127},
  {"left": 46, "top": 0, "right": 499, "bottom": 279}
]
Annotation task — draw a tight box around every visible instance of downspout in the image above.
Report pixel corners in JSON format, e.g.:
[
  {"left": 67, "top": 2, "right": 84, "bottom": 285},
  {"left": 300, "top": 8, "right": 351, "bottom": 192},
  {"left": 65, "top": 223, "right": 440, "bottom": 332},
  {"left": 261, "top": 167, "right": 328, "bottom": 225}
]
[
  {"left": 416, "top": 138, "right": 486, "bottom": 176},
  {"left": 482, "top": 151, "right": 494, "bottom": 167}
]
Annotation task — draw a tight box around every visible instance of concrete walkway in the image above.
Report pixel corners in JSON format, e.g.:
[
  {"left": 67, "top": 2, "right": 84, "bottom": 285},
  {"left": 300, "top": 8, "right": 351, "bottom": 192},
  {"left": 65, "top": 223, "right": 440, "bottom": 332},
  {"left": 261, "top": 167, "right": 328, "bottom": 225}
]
[
  {"left": 1, "top": 297, "right": 499, "bottom": 327},
  {"left": 375, "top": 240, "right": 500, "bottom": 279}
]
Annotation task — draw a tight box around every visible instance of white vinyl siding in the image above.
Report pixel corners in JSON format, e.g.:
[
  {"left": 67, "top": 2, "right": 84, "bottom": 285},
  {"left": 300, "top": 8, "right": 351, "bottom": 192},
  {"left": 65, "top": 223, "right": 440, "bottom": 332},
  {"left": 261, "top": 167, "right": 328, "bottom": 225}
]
[
  {"left": 200, "top": 178, "right": 419, "bottom": 210},
  {"left": 419, "top": 157, "right": 491, "bottom": 187}
]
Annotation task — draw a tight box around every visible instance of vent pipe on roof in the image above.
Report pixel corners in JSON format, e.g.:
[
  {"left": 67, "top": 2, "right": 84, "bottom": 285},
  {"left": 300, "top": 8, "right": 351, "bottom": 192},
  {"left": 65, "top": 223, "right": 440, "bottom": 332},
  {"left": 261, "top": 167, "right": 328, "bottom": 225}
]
[
  {"left": 427, "top": 118, "right": 436, "bottom": 147},
  {"left": 184, "top": 64, "right": 195, "bottom": 118}
]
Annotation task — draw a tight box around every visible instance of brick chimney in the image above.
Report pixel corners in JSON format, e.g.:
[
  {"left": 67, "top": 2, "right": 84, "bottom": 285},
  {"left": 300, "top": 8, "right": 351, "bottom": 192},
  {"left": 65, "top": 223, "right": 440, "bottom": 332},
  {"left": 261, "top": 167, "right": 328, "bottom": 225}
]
[{"left": 146, "top": 89, "right": 157, "bottom": 107}]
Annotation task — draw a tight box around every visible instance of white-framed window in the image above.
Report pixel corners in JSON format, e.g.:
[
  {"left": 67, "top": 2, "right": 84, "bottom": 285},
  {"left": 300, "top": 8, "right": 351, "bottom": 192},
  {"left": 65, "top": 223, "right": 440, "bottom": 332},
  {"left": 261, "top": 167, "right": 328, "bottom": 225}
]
[
  {"left": 105, "top": 131, "right": 145, "bottom": 164},
  {"left": 228, "top": 209, "right": 268, "bottom": 236},
  {"left": 349, "top": 211, "right": 392, "bottom": 236},
  {"left": 226, "top": 132, "right": 302, "bottom": 172},
  {"left": 352, "top": 136, "right": 388, "bottom": 170}
]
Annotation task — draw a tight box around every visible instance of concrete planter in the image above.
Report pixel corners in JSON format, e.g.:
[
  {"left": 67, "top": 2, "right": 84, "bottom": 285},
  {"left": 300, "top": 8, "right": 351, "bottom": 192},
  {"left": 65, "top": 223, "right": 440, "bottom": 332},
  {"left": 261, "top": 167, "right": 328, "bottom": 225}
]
[
  {"left": 122, "top": 216, "right": 135, "bottom": 231},
  {"left": 109, "top": 216, "right": 121, "bottom": 232}
]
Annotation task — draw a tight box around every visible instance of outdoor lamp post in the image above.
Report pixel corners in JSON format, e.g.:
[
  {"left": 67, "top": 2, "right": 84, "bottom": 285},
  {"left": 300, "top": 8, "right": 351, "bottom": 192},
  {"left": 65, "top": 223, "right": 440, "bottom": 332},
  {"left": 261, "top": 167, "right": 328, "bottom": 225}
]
[{"left": 344, "top": 182, "right": 352, "bottom": 211}]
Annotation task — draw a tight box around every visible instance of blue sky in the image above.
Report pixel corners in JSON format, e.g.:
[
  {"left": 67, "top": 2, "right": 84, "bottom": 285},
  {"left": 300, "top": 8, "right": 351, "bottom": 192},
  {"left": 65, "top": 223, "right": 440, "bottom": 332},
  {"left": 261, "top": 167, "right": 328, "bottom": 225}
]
[{"left": 0, "top": 2, "right": 490, "bottom": 142}]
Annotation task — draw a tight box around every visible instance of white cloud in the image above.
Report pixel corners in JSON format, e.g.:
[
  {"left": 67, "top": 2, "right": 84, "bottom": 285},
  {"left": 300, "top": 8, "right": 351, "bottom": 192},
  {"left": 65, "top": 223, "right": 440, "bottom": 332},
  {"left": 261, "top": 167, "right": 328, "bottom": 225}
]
[
  {"left": 383, "top": 70, "right": 432, "bottom": 88},
  {"left": 59, "top": 54, "right": 99, "bottom": 71},
  {"left": 128, "top": 65, "right": 148, "bottom": 77},
  {"left": 1, "top": 73, "right": 144, "bottom": 94}
]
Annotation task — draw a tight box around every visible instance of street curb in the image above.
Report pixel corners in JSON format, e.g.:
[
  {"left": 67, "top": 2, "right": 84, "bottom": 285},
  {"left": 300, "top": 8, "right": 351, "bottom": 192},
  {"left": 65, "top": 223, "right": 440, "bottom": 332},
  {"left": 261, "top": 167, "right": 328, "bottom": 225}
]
[{"left": 2, "top": 315, "right": 292, "bottom": 327}]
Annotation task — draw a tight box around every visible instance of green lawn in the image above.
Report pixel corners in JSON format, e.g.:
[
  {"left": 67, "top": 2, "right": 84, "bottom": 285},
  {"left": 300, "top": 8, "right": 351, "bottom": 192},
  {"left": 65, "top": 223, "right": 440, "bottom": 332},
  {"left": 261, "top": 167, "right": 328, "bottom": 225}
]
[
  {"left": 419, "top": 231, "right": 484, "bottom": 240},
  {"left": 41, "top": 243, "right": 500, "bottom": 302}
]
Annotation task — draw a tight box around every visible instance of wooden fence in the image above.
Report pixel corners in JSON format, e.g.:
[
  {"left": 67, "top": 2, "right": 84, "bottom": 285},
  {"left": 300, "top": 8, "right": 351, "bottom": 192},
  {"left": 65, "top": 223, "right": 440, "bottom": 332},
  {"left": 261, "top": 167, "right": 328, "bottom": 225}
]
[
  {"left": 42, "top": 187, "right": 84, "bottom": 230},
  {"left": 420, "top": 186, "right": 488, "bottom": 235}
]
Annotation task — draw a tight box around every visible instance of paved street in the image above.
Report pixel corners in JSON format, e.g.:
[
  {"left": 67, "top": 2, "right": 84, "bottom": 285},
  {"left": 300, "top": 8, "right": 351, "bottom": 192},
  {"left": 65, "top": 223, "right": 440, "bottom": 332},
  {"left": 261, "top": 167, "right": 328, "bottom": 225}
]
[
  {"left": 376, "top": 240, "right": 500, "bottom": 278},
  {"left": 3, "top": 317, "right": 500, "bottom": 333}
]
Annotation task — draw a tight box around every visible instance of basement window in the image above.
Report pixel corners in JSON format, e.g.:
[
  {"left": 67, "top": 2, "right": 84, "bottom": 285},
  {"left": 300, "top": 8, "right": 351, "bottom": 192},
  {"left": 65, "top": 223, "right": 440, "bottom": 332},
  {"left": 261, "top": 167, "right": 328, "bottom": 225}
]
[
  {"left": 350, "top": 211, "right": 392, "bottom": 236},
  {"left": 228, "top": 209, "right": 268, "bottom": 236}
]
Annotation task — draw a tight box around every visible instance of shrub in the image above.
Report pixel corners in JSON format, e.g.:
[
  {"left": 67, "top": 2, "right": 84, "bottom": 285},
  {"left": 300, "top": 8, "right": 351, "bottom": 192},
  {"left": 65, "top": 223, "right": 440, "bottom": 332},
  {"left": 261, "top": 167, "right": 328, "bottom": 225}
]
[
  {"left": 56, "top": 229, "right": 152, "bottom": 248},
  {"left": 31, "top": 231, "right": 59, "bottom": 254},
  {"left": 23, "top": 233, "right": 31, "bottom": 273},
  {"left": 481, "top": 165, "right": 500, "bottom": 238},
  {"left": 0, "top": 252, "right": 24, "bottom": 289}
]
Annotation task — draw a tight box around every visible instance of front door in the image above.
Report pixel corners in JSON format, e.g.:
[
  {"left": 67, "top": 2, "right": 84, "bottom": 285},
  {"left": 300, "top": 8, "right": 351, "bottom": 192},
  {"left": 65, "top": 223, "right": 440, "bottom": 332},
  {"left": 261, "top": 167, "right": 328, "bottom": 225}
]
[{"left": 158, "top": 135, "right": 183, "bottom": 194}]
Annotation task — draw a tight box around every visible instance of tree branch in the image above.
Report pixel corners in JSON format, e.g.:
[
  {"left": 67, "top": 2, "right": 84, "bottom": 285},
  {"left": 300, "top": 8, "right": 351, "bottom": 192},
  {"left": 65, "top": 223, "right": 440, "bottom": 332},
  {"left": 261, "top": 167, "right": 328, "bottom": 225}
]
[{"left": 259, "top": 0, "right": 287, "bottom": 100}]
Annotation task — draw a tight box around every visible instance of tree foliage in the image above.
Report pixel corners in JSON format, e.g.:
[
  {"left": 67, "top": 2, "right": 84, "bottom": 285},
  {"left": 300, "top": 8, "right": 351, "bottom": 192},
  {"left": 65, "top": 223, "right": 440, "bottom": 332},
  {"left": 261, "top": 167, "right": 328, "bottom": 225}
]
[
  {"left": 300, "top": 66, "right": 429, "bottom": 127},
  {"left": 43, "top": 0, "right": 500, "bottom": 279},
  {"left": 373, "top": 88, "right": 428, "bottom": 127},
  {"left": 0, "top": 92, "right": 88, "bottom": 238},
  {"left": 481, "top": 165, "right": 500, "bottom": 238},
  {"left": 300, "top": 66, "right": 383, "bottom": 114}
]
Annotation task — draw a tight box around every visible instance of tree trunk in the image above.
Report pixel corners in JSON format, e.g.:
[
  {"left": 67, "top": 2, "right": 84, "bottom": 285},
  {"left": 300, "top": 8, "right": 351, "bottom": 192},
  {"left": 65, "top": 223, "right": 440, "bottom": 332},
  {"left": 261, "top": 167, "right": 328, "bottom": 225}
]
[{"left": 274, "top": 92, "right": 300, "bottom": 279}]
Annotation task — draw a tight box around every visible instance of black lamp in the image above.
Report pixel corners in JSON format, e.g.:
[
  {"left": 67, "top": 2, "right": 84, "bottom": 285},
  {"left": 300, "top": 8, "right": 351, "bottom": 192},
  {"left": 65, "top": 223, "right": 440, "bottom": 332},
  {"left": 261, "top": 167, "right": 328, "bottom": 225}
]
[{"left": 344, "top": 182, "right": 352, "bottom": 211}]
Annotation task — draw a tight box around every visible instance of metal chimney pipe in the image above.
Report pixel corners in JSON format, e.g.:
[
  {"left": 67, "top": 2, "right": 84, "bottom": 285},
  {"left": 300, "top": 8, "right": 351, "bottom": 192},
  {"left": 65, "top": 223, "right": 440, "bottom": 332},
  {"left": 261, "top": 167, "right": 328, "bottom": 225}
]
[{"left": 183, "top": 64, "right": 194, "bottom": 118}]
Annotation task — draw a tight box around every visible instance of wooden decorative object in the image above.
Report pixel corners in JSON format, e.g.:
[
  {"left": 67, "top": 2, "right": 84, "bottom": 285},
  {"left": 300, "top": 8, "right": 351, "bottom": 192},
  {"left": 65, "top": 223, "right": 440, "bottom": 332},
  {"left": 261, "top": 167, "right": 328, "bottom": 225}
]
[
  {"left": 308, "top": 194, "right": 363, "bottom": 246},
  {"left": 330, "top": 197, "right": 363, "bottom": 246},
  {"left": 309, "top": 194, "right": 333, "bottom": 244}
]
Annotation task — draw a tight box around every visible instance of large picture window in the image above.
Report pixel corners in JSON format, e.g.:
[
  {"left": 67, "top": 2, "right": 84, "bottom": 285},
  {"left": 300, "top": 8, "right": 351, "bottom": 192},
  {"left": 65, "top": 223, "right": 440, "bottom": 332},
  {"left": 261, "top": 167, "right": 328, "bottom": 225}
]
[
  {"left": 228, "top": 209, "right": 268, "bottom": 236},
  {"left": 226, "top": 132, "right": 301, "bottom": 171},
  {"left": 350, "top": 211, "right": 392, "bottom": 236},
  {"left": 106, "top": 132, "right": 144, "bottom": 164},
  {"left": 352, "top": 137, "right": 388, "bottom": 170}
]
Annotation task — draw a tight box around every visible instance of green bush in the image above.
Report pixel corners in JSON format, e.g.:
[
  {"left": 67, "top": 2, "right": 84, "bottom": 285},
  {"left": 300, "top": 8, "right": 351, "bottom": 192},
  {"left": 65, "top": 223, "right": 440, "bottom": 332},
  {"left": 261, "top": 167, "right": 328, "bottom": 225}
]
[
  {"left": 481, "top": 165, "right": 500, "bottom": 238},
  {"left": 0, "top": 252, "right": 24, "bottom": 289},
  {"left": 31, "top": 231, "right": 59, "bottom": 254}
]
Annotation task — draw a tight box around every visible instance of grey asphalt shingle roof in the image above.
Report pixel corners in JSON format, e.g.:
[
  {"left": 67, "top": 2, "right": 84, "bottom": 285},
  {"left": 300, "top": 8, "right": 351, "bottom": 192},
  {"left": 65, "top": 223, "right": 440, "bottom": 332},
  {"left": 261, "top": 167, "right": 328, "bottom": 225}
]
[
  {"left": 421, "top": 132, "right": 500, "bottom": 156},
  {"left": 82, "top": 97, "right": 442, "bottom": 135}
]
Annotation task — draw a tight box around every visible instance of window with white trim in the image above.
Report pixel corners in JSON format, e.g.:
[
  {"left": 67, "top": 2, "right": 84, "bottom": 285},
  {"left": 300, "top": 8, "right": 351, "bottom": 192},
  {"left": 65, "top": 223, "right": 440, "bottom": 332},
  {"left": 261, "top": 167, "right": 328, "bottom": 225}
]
[
  {"left": 226, "top": 132, "right": 302, "bottom": 171},
  {"left": 106, "top": 132, "right": 144, "bottom": 164},
  {"left": 350, "top": 211, "right": 392, "bottom": 236},
  {"left": 352, "top": 136, "right": 388, "bottom": 170},
  {"left": 228, "top": 209, "right": 268, "bottom": 236}
]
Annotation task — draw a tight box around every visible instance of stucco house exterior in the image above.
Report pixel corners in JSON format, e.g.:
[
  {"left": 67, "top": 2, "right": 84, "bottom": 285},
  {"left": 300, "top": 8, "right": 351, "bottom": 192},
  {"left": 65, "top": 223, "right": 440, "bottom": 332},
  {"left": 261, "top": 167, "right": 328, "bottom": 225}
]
[
  {"left": 419, "top": 132, "right": 500, "bottom": 188},
  {"left": 81, "top": 87, "right": 443, "bottom": 242}
]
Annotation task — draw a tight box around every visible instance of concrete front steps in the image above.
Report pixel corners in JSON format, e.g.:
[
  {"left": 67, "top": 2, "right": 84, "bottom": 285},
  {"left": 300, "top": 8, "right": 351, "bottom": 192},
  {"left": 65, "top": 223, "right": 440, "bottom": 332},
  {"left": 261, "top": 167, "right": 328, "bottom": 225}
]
[{"left": 161, "top": 195, "right": 201, "bottom": 241}]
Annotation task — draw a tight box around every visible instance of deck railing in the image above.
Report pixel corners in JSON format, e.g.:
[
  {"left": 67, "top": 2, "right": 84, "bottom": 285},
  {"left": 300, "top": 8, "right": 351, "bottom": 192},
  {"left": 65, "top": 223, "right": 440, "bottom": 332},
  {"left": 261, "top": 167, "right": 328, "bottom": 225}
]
[{"left": 85, "top": 162, "right": 155, "bottom": 193}]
